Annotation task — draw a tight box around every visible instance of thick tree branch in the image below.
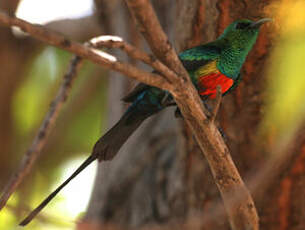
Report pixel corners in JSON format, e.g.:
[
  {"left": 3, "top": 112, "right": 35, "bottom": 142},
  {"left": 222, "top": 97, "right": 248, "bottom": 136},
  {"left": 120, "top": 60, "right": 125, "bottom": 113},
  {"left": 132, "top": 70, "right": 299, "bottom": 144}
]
[
  {"left": 124, "top": 1, "right": 259, "bottom": 230},
  {"left": 0, "top": 56, "right": 83, "bottom": 211},
  {"left": 0, "top": 10, "right": 170, "bottom": 90},
  {"left": 125, "top": 0, "right": 189, "bottom": 79}
]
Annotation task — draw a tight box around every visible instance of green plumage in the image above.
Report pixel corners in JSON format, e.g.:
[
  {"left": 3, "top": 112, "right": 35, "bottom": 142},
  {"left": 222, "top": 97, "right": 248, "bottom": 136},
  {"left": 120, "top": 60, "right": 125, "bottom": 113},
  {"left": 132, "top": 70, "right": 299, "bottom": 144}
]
[{"left": 179, "top": 19, "right": 264, "bottom": 80}]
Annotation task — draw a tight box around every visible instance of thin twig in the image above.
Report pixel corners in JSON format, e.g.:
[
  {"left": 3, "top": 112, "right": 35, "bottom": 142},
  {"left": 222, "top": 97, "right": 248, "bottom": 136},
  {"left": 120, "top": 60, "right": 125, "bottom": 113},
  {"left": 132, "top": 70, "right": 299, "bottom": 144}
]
[
  {"left": 0, "top": 56, "right": 83, "bottom": 211},
  {"left": 210, "top": 85, "right": 222, "bottom": 123},
  {"left": 124, "top": 1, "right": 259, "bottom": 230},
  {"left": 89, "top": 35, "right": 177, "bottom": 82},
  {"left": 0, "top": 10, "right": 171, "bottom": 91}
]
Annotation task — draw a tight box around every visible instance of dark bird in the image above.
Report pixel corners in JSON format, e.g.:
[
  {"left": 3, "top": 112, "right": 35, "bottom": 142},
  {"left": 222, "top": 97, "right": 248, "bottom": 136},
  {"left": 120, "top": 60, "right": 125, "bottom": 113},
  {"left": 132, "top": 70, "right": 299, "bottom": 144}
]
[{"left": 20, "top": 18, "right": 271, "bottom": 226}]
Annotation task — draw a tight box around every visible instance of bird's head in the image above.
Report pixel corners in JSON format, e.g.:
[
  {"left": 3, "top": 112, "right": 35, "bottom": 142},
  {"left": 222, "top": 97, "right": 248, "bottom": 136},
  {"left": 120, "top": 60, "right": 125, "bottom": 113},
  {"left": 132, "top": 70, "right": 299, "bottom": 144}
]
[
  {"left": 215, "top": 18, "right": 271, "bottom": 78},
  {"left": 218, "top": 18, "right": 272, "bottom": 52}
]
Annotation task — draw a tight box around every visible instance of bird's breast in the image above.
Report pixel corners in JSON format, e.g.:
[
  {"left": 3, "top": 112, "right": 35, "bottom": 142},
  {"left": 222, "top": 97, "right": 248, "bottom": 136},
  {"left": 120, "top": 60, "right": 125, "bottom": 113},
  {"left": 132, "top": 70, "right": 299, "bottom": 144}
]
[
  {"left": 194, "top": 60, "right": 234, "bottom": 99},
  {"left": 198, "top": 72, "right": 234, "bottom": 99}
]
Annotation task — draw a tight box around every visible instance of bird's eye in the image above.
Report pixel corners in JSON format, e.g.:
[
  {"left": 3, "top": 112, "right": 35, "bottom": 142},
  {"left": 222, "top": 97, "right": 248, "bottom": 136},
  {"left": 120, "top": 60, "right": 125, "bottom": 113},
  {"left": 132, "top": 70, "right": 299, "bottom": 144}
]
[{"left": 235, "top": 22, "right": 249, "bottom": 30}]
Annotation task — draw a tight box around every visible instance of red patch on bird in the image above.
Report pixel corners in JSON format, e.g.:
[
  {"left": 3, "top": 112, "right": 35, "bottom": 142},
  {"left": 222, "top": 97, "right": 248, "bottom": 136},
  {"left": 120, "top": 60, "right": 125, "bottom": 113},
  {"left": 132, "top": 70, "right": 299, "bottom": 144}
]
[{"left": 198, "top": 73, "right": 234, "bottom": 99}]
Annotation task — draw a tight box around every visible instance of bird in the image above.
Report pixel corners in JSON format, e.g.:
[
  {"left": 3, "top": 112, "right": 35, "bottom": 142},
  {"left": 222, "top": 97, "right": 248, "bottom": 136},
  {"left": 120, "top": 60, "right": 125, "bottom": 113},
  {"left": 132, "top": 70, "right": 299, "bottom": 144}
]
[{"left": 20, "top": 18, "right": 271, "bottom": 226}]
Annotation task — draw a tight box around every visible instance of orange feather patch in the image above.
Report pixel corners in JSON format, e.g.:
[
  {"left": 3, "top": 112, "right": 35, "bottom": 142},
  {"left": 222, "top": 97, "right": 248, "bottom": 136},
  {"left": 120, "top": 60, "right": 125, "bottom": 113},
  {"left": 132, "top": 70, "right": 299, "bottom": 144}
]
[{"left": 198, "top": 73, "right": 234, "bottom": 99}]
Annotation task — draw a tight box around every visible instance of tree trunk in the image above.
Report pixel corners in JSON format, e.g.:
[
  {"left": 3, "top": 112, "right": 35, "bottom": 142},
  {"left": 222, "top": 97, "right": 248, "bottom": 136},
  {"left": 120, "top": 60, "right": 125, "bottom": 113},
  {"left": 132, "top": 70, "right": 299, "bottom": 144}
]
[{"left": 82, "top": 1, "right": 305, "bottom": 230}]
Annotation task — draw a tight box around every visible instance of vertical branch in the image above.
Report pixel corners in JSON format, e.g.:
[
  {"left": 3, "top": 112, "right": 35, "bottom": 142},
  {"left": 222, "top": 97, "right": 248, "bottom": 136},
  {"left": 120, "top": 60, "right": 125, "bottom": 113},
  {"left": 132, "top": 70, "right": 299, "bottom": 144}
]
[
  {"left": 125, "top": 0, "right": 189, "bottom": 79},
  {"left": 0, "top": 56, "right": 83, "bottom": 210}
]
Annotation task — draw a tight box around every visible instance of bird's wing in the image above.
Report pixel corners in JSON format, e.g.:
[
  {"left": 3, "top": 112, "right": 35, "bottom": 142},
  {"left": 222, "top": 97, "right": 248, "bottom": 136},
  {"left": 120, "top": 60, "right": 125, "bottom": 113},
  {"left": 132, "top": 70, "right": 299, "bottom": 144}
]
[
  {"left": 123, "top": 45, "right": 221, "bottom": 103},
  {"left": 179, "top": 45, "right": 221, "bottom": 72},
  {"left": 179, "top": 45, "right": 237, "bottom": 99}
]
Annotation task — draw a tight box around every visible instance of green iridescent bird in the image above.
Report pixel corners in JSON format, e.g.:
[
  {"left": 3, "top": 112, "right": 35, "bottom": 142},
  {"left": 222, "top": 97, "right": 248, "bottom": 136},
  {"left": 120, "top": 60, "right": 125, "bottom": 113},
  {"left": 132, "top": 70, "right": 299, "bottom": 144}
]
[{"left": 20, "top": 18, "right": 270, "bottom": 226}]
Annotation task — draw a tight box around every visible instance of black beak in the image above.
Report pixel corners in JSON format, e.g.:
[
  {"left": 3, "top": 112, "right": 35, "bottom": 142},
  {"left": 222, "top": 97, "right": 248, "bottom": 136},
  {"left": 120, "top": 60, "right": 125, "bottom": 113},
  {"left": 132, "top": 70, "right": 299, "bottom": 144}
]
[{"left": 250, "top": 18, "right": 272, "bottom": 28}]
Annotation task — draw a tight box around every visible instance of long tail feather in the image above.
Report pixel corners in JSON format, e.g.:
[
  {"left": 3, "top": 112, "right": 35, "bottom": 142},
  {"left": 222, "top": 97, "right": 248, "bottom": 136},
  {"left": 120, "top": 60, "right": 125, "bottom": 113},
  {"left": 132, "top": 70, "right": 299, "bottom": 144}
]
[
  {"left": 19, "top": 108, "right": 148, "bottom": 226},
  {"left": 92, "top": 109, "right": 147, "bottom": 161},
  {"left": 19, "top": 155, "right": 96, "bottom": 226}
]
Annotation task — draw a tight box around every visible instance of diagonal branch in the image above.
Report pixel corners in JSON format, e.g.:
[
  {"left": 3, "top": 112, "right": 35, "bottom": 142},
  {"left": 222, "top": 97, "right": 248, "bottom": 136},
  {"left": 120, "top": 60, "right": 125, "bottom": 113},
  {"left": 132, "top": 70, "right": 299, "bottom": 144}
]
[
  {"left": 89, "top": 35, "right": 177, "bottom": 82},
  {"left": 124, "top": 1, "right": 259, "bottom": 230},
  {"left": 0, "top": 10, "right": 170, "bottom": 91},
  {"left": 0, "top": 56, "right": 83, "bottom": 211}
]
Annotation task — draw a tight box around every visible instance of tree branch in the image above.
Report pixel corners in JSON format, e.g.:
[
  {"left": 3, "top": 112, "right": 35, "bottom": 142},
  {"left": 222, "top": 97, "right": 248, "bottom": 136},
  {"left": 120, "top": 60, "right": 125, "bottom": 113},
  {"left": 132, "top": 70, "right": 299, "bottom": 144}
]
[
  {"left": 89, "top": 35, "right": 177, "bottom": 82},
  {"left": 0, "top": 56, "right": 83, "bottom": 211},
  {"left": 124, "top": 1, "right": 259, "bottom": 230},
  {"left": 125, "top": 0, "right": 189, "bottom": 79},
  {"left": 0, "top": 10, "right": 170, "bottom": 91}
]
